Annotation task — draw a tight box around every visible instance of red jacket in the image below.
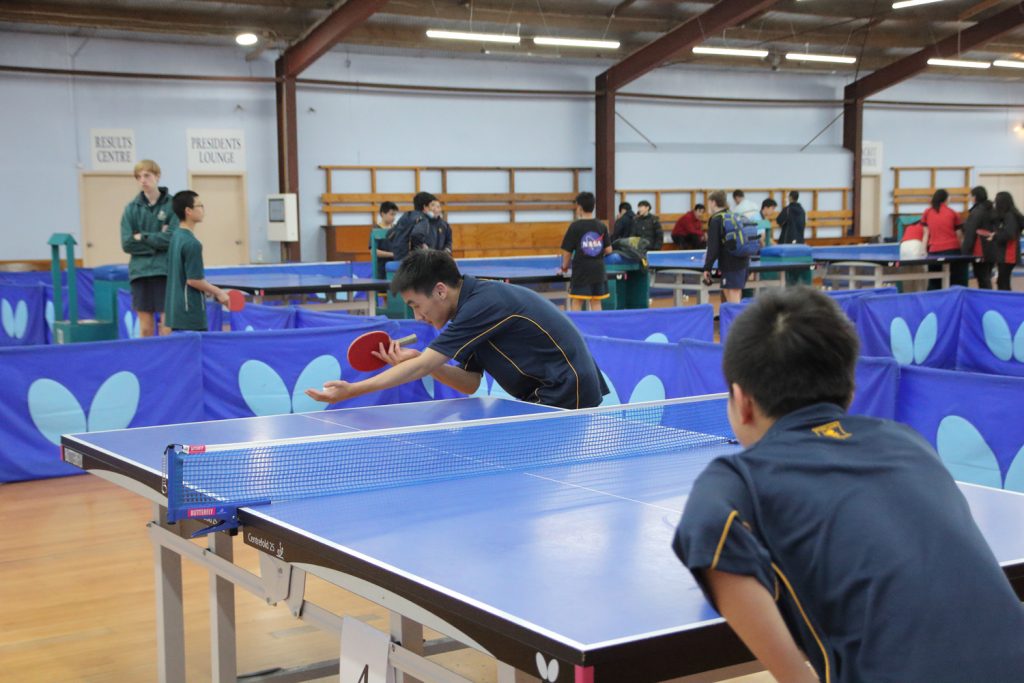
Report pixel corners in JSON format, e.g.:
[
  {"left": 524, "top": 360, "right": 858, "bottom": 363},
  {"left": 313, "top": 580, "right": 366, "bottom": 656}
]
[{"left": 673, "top": 211, "right": 703, "bottom": 237}]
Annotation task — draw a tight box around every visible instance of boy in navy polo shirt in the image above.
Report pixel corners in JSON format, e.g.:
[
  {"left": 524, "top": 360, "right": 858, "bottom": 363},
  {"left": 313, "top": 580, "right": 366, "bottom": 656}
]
[
  {"left": 559, "top": 191, "right": 612, "bottom": 311},
  {"left": 305, "top": 249, "right": 608, "bottom": 409},
  {"left": 674, "top": 288, "right": 1024, "bottom": 683}
]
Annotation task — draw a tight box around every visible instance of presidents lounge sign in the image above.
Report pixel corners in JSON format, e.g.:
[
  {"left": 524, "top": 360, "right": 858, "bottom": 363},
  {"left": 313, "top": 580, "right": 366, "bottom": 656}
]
[{"left": 186, "top": 128, "right": 246, "bottom": 172}]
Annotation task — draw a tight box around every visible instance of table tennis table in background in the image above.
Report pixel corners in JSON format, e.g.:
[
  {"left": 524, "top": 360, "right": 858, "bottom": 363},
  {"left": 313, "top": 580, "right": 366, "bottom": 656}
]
[
  {"left": 810, "top": 243, "right": 976, "bottom": 290},
  {"left": 645, "top": 251, "right": 815, "bottom": 305},
  {"left": 207, "top": 261, "right": 390, "bottom": 316},
  {"left": 61, "top": 397, "right": 1024, "bottom": 683}
]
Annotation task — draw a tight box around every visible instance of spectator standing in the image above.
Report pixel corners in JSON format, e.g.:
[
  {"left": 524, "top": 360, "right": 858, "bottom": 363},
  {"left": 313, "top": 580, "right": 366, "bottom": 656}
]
[
  {"left": 776, "top": 191, "right": 806, "bottom": 244},
  {"left": 992, "top": 191, "right": 1023, "bottom": 291},
  {"left": 960, "top": 186, "right": 996, "bottom": 289},
  {"left": 703, "top": 191, "right": 750, "bottom": 305},
  {"left": 922, "top": 189, "right": 967, "bottom": 289},
  {"left": 731, "top": 190, "right": 759, "bottom": 220}
]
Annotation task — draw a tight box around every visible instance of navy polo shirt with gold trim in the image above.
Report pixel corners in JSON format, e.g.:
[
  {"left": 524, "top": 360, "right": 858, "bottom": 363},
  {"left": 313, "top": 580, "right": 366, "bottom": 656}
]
[
  {"left": 674, "top": 403, "right": 1024, "bottom": 683},
  {"left": 428, "top": 275, "right": 607, "bottom": 409}
]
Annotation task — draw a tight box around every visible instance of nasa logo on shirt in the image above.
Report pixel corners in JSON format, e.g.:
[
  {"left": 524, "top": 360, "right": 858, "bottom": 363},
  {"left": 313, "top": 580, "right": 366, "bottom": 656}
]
[{"left": 580, "top": 231, "right": 604, "bottom": 257}]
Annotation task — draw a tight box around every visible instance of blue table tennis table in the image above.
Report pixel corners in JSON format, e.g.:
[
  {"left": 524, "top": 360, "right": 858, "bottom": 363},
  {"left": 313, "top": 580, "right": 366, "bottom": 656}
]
[
  {"left": 645, "top": 251, "right": 815, "bottom": 306},
  {"left": 60, "top": 397, "right": 1024, "bottom": 683},
  {"left": 810, "top": 243, "right": 976, "bottom": 290},
  {"left": 207, "top": 262, "right": 390, "bottom": 316}
]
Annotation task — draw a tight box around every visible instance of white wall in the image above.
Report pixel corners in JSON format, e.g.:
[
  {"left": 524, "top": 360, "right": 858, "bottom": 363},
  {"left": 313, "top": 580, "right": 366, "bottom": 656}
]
[{"left": 2, "top": 29, "right": 1023, "bottom": 261}]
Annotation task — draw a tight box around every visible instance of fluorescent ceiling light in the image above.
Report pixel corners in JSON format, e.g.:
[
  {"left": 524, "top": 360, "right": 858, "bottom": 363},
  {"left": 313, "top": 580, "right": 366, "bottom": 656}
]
[
  {"left": 994, "top": 59, "right": 1024, "bottom": 69},
  {"left": 693, "top": 46, "right": 769, "bottom": 58},
  {"left": 533, "top": 37, "right": 620, "bottom": 49},
  {"left": 785, "top": 52, "right": 857, "bottom": 64},
  {"left": 426, "top": 29, "right": 520, "bottom": 44},
  {"left": 927, "top": 57, "right": 991, "bottom": 69},
  {"left": 892, "top": 0, "right": 944, "bottom": 9},
  {"left": 235, "top": 33, "right": 258, "bottom": 46}
]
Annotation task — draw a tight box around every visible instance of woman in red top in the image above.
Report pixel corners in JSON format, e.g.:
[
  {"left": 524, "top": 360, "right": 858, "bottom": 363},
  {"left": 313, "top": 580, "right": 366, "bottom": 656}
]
[
  {"left": 922, "top": 189, "right": 967, "bottom": 289},
  {"left": 992, "top": 191, "right": 1023, "bottom": 291}
]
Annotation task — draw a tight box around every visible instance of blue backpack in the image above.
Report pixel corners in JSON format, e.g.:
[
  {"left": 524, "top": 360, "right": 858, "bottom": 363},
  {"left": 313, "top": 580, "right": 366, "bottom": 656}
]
[{"left": 721, "top": 212, "right": 762, "bottom": 258}]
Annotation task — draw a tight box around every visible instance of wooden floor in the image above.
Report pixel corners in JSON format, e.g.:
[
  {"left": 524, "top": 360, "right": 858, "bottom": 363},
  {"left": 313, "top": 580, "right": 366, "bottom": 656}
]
[{"left": 0, "top": 474, "right": 777, "bottom": 682}]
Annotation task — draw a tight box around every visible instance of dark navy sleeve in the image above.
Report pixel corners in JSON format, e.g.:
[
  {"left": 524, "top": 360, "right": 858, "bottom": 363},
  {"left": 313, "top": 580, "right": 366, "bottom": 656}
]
[
  {"left": 673, "top": 458, "right": 775, "bottom": 607},
  {"left": 428, "top": 290, "right": 506, "bottom": 363},
  {"left": 703, "top": 215, "right": 722, "bottom": 271}
]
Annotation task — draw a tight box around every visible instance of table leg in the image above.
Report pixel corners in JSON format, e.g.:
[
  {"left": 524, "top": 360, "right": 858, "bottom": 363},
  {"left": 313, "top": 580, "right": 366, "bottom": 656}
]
[
  {"left": 208, "top": 532, "right": 237, "bottom": 683},
  {"left": 942, "top": 264, "right": 950, "bottom": 289},
  {"left": 153, "top": 505, "right": 185, "bottom": 683},
  {"left": 391, "top": 613, "right": 424, "bottom": 683}
]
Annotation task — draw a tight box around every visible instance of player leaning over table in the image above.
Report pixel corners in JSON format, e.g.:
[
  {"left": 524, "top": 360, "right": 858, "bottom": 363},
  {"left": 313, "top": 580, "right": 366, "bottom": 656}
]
[
  {"left": 673, "top": 287, "right": 1024, "bottom": 683},
  {"left": 306, "top": 249, "right": 609, "bottom": 409}
]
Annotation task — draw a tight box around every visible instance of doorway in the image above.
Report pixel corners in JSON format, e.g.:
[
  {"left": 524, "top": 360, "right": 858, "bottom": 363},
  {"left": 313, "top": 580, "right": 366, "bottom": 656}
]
[
  {"left": 187, "top": 173, "right": 250, "bottom": 266},
  {"left": 79, "top": 172, "right": 138, "bottom": 267}
]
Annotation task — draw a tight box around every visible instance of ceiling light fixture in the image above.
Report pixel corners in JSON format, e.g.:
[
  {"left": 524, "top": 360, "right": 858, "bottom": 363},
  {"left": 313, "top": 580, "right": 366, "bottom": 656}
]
[
  {"left": 892, "top": 0, "right": 944, "bottom": 9},
  {"left": 927, "top": 57, "right": 991, "bottom": 69},
  {"left": 426, "top": 29, "right": 520, "bottom": 44},
  {"left": 533, "top": 37, "right": 620, "bottom": 49},
  {"left": 785, "top": 53, "right": 857, "bottom": 64},
  {"left": 693, "top": 46, "right": 769, "bottom": 58},
  {"left": 994, "top": 59, "right": 1024, "bottom": 69},
  {"left": 235, "top": 32, "right": 258, "bottom": 46}
]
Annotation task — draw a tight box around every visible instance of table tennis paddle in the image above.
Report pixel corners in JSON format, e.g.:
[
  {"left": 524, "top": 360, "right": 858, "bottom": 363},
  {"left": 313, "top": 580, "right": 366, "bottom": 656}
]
[
  {"left": 225, "top": 289, "right": 246, "bottom": 312},
  {"left": 347, "top": 331, "right": 418, "bottom": 371}
]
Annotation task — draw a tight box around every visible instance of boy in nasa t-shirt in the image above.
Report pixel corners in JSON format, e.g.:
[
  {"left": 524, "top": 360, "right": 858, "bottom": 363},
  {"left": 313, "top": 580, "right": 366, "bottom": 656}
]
[{"left": 560, "top": 191, "right": 613, "bottom": 311}]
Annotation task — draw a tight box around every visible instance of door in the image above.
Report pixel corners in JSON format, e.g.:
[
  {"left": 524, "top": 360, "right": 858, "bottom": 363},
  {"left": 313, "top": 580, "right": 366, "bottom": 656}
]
[
  {"left": 80, "top": 172, "right": 139, "bottom": 267},
  {"left": 860, "top": 174, "right": 882, "bottom": 238},
  {"left": 978, "top": 174, "right": 1024, "bottom": 205},
  {"left": 187, "top": 173, "right": 249, "bottom": 266}
]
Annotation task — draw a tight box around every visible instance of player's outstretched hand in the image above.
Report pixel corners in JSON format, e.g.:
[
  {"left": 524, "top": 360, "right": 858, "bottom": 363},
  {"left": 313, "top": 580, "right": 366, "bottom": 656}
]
[
  {"left": 215, "top": 290, "right": 230, "bottom": 306},
  {"left": 305, "top": 380, "right": 354, "bottom": 404},
  {"left": 373, "top": 340, "right": 420, "bottom": 367}
]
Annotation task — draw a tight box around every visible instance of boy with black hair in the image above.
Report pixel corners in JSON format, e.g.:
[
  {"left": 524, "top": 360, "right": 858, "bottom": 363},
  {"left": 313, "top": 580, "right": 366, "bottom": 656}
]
[
  {"left": 559, "top": 191, "right": 613, "bottom": 311},
  {"left": 674, "top": 287, "right": 1024, "bottom": 683},
  {"left": 369, "top": 200, "right": 399, "bottom": 279},
  {"left": 632, "top": 200, "right": 664, "bottom": 252},
  {"left": 164, "top": 190, "right": 229, "bottom": 331},
  {"left": 702, "top": 190, "right": 749, "bottom": 304},
  {"left": 306, "top": 249, "right": 608, "bottom": 410},
  {"left": 777, "top": 191, "right": 806, "bottom": 244},
  {"left": 389, "top": 192, "right": 452, "bottom": 261},
  {"left": 120, "top": 159, "right": 178, "bottom": 337},
  {"left": 612, "top": 201, "right": 634, "bottom": 241}
]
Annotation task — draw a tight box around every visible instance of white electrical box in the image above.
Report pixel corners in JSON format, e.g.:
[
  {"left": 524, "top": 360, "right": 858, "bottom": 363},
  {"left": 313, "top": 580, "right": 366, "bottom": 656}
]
[{"left": 267, "top": 193, "right": 298, "bottom": 241}]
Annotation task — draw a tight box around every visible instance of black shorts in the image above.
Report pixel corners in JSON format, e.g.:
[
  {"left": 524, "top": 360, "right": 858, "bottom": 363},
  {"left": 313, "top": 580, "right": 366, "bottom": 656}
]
[
  {"left": 720, "top": 268, "right": 749, "bottom": 290},
  {"left": 131, "top": 276, "right": 167, "bottom": 313},
  {"left": 569, "top": 280, "right": 609, "bottom": 299}
]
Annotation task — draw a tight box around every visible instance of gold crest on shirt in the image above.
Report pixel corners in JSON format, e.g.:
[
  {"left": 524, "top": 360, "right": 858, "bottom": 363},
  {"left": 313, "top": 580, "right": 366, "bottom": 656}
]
[{"left": 811, "top": 420, "right": 852, "bottom": 440}]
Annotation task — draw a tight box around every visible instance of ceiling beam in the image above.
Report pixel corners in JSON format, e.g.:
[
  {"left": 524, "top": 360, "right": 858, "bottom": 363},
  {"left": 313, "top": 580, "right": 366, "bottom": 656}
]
[
  {"left": 958, "top": 0, "right": 1006, "bottom": 22},
  {"left": 600, "top": 0, "right": 779, "bottom": 92},
  {"left": 847, "top": 1, "right": 1024, "bottom": 101},
  {"left": 278, "top": 0, "right": 390, "bottom": 77}
]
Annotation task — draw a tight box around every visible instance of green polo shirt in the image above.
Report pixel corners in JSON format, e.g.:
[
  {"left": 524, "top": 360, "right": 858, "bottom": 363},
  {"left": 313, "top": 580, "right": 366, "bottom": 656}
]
[{"left": 164, "top": 228, "right": 208, "bottom": 331}]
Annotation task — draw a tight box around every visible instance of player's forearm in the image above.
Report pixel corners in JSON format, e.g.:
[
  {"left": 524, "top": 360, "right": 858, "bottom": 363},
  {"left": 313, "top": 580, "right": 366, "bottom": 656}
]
[
  {"left": 705, "top": 569, "right": 819, "bottom": 683},
  {"left": 356, "top": 350, "right": 447, "bottom": 396},
  {"left": 560, "top": 250, "right": 572, "bottom": 271},
  {"left": 430, "top": 363, "right": 481, "bottom": 395}
]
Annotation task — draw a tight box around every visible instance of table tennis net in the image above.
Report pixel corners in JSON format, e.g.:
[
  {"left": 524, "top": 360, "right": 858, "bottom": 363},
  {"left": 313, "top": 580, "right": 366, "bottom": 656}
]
[{"left": 164, "top": 396, "right": 733, "bottom": 526}]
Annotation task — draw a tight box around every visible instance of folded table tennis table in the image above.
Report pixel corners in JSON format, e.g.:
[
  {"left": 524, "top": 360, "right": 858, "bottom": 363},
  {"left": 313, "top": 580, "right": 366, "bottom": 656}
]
[{"left": 60, "top": 396, "right": 1024, "bottom": 683}]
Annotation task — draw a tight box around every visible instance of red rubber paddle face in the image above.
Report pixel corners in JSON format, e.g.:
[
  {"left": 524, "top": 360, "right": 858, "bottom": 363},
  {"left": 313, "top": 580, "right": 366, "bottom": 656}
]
[
  {"left": 226, "top": 289, "right": 246, "bottom": 312},
  {"left": 347, "top": 331, "right": 392, "bottom": 371}
]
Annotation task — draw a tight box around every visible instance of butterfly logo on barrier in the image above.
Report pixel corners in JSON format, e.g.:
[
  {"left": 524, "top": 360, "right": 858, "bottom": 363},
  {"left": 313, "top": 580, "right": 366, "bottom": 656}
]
[
  {"left": 237, "top": 355, "right": 341, "bottom": 416},
  {"left": 600, "top": 371, "right": 666, "bottom": 407},
  {"left": 27, "top": 371, "right": 141, "bottom": 445},
  {"left": 980, "top": 311, "right": 1024, "bottom": 363},
  {"left": 889, "top": 313, "right": 938, "bottom": 365},
  {"left": 645, "top": 332, "right": 670, "bottom": 344},
  {"left": 535, "top": 654, "right": 559, "bottom": 682},
  {"left": 1, "top": 299, "right": 28, "bottom": 339},
  {"left": 45, "top": 300, "right": 55, "bottom": 334},
  {"left": 936, "top": 415, "right": 1024, "bottom": 493}
]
